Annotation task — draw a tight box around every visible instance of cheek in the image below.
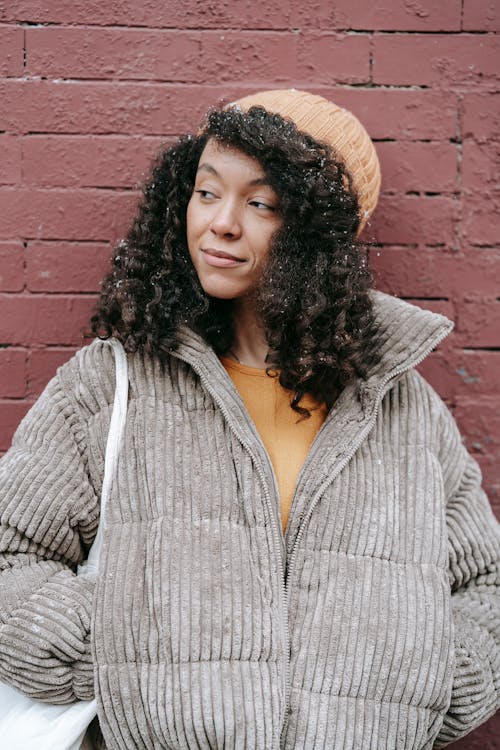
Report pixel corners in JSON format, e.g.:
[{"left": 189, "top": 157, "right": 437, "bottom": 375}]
[
  {"left": 186, "top": 199, "right": 196, "bottom": 238},
  {"left": 255, "top": 225, "right": 279, "bottom": 265}
]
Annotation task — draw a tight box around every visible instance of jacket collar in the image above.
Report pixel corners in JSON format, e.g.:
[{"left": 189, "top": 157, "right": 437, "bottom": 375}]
[
  {"left": 359, "top": 290, "right": 453, "bottom": 404},
  {"left": 171, "top": 292, "right": 453, "bottom": 553},
  {"left": 174, "top": 290, "right": 453, "bottom": 400}
]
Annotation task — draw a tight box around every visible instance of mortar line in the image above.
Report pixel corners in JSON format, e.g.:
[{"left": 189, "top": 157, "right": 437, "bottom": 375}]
[{"left": 16, "top": 21, "right": 492, "bottom": 35}]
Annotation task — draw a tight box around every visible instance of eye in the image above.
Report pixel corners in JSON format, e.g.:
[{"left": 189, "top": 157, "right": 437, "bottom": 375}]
[
  {"left": 249, "top": 200, "right": 276, "bottom": 211},
  {"left": 195, "top": 189, "right": 217, "bottom": 200}
]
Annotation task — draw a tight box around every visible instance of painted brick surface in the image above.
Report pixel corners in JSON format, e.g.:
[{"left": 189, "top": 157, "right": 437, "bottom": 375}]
[
  {"left": 0, "top": 241, "right": 24, "bottom": 291},
  {"left": 372, "top": 34, "right": 500, "bottom": 86},
  {"left": 462, "top": 141, "right": 500, "bottom": 191},
  {"left": 462, "top": 92, "right": 500, "bottom": 140},
  {"left": 25, "top": 241, "right": 110, "bottom": 292},
  {"left": 0, "top": 79, "right": 460, "bottom": 139},
  {"left": 2, "top": 0, "right": 463, "bottom": 31},
  {"left": 370, "top": 247, "right": 500, "bottom": 299},
  {"left": 375, "top": 141, "right": 458, "bottom": 192},
  {"left": 0, "top": 134, "right": 22, "bottom": 184},
  {"left": 463, "top": 0, "right": 500, "bottom": 32},
  {"left": 370, "top": 194, "right": 460, "bottom": 244},
  {"left": 418, "top": 349, "right": 500, "bottom": 401},
  {"left": 0, "top": 348, "right": 26, "bottom": 397},
  {"left": 27, "top": 346, "right": 78, "bottom": 397},
  {"left": 0, "top": 188, "right": 137, "bottom": 239},
  {"left": 0, "top": 2, "right": 498, "bottom": 743},
  {"left": 22, "top": 135, "right": 166, "bottom": 188},
  {"left": 0, "top": 400, "right": 32, "bottom": 451},
  {"left": 0, "top": 24, "right": 23, "bottom": 76},
  {"left": 0, "top": 294, "right": 96, "bottom": 345}
]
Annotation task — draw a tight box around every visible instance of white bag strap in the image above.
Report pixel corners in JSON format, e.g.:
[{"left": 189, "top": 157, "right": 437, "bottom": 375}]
[{"left": 78, "top": 338, "right": 128, "bottom": 579}]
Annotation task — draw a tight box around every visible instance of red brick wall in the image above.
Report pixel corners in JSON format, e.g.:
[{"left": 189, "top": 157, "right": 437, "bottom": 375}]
[{"left": 0, "top": 2, "right": 499, "bottom": 744}]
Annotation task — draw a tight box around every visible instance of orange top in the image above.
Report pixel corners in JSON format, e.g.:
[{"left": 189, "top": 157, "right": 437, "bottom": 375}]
[{"left": 220, "top": 356, "right": 329, "bottom": 532}]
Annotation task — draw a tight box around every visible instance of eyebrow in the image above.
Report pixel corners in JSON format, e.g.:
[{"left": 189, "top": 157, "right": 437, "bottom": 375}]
[{"left": 197, "top": 162, "right": 271, "bottom": 187}]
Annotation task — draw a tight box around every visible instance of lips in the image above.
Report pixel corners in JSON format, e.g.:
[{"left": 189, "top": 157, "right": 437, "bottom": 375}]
[
  {"left": 201, "top": 248, "right": 246, "bottom": 268},
  {"left": 202, "top": 248, "right": 243, "bottom": 261}
]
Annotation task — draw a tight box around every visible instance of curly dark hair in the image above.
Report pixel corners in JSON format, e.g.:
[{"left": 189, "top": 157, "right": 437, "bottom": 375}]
[{"left": 91, "top": 105, "right": 380, "bottom": 417}]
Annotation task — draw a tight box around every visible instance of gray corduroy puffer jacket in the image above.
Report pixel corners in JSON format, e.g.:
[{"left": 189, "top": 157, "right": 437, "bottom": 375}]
[{"left": 0, "top": 292, "right": 499, "bottom": 750}]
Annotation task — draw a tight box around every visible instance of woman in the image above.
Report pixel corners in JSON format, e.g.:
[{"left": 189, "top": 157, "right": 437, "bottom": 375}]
[{"left": 0, "top": 90, "right": 498, "bottom": 749}]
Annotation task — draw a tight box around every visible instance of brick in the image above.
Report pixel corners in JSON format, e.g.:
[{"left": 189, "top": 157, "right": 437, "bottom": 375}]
[
  {"left": 375, "top": 142, "right": 457, "bottom": 193},
  {"left": 295, "top": 32, "right": 370, "bottom": 84},
  {"left": 370, "top": 247, "right": 500, "bottom": 300},
  {"left": 462, "top": 93, "right": 500, "bottom": 141},
  {"left": 463, "top": 0, "right": 500, "bottom": 32},
  {"left": 315, "top": 0, "right": 462, "bottom": 31},
  {"left": 373, "top": 34, "right": 500, "bottom": 87},
  {"left": 461, "top": 140, "right": 500, "bottom": 246},
  {"left": 26, "top": 241, "right": 110, "bottom": 292},
  {"left": 22, "top": 135, "right": 166, "bottom": 188},
  {"left": 418, "top": 350, "right": 500, "bottom": 401},
  {"left": 0, "top": 80, "right": 458, "bottom": 140},
  {"left": 1, "top": 0, "right": 292, "bottom": 30},
  {"left": 0, "top": 188, "right": 137, "bottom": 241},
  {"left": 405, "top": 298, "right": 455, "bottom": 323},
  {"left": 0, "top": 135, "right": 21, "bottom": 185},
  {"left": 462, "top": 141, "right": 500, "bottom": 193},
  {"left": 368, "top": 195, "right": 459, "bottom": 244},
  {"left": 1, "top": 0, "right": 465, "bottom": 32},
  {"left": 0, "top": 0, "right": 474, "bottom": 33},
  {"left": 0, "top": 400, "right": 32, "bottom": 451},
  {"left": 0, "top": 348, "right": 26, "bottom": 397},
  {"left": 462, "top": 191, "right": 500, "bottom": 246},
  {"left": 455, "top": 300, "right": 500, "bottom": 348},
  {"left": 416, "top": 352, "right": 455, "bottom": 401},
  {"left": 454, "top": 395, "right": 500, "bottom": 457},
  {"left": 455, "top": 351, "right": 500, "bottom": 397},
  {"left": 0, "top": 24, "right": 23, "bottom": 76},
  {"left": 325, "top": 88, "right": 457, "bottom": 141},
  {"left": 0, "top": 294, "right": 96, "bottom": 346},
  {"left": 26, "top": 27, "right": 200, "bottom": 81},
  {"left": 27, "top": 347, "right": 76, "bottom": 396},
  {"left": 0, "top": 80, "right": 243, "bottom": 135},
  {"left": 199, "top": 32, "right": 300, "bottom": 84},
  {"left": 27, "top": 28, "right": 302, "bottom": 85},
  {"left": 0, "top": 242, "right": 24, "bottom": 291}
]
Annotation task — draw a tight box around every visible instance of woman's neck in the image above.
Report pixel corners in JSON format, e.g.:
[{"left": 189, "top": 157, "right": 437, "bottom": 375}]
[{"left": 227, "top": 298, "right": 269, "bottom": 368}]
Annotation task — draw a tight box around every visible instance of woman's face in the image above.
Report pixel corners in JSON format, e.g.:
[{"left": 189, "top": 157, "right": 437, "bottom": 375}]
[{"left": 186, "top": 139, "right": 282, "bottom": 301}]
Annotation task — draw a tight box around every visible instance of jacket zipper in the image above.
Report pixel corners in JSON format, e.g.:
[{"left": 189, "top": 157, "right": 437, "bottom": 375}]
[
  {"left": 281, "top": 325, "right": 452, "bottom": 737},
  {"left": 173, "top": 361, "right": 291, "bottom": 742},
  {"left": 173, "top": 321, "right": 450, "bottom": 746}
]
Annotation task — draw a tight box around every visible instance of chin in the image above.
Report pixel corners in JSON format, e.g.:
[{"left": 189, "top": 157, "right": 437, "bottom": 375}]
[
  {"left": 198, "top": 274, "right": 246, "bottom": 299},
  {"left": 200, "top": 280, "right": 243, "bottom": 300}
]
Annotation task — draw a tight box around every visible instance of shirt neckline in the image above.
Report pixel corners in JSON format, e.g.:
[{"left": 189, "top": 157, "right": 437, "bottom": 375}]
[{"left": 219, "top": 355, "right": 279, "bottom": 378}]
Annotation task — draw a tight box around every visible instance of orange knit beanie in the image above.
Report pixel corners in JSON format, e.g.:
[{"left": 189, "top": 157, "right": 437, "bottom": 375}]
[{"left": 228, "top": 89, "right": 381, "bottom": 235}]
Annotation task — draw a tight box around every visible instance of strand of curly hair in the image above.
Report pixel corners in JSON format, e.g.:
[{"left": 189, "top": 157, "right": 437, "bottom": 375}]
[{"left": 91, "top": 106, "right": 381, "bottom": 417}]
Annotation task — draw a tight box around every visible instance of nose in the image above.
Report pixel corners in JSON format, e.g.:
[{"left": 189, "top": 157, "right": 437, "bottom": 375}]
[{"left": 209, "top": 199, "right": 242, "bottom": 239}]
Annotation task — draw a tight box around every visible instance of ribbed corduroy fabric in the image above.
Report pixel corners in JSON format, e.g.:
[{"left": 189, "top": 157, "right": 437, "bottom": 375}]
[{"left": 0, "top": 291, "right": 499, "bottom": 750}]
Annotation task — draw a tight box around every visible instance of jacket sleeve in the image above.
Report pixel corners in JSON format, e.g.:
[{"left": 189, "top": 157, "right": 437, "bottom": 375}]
[
  {"left": 434, "top": 401, "right": 500, "bottom": 746},
  {"left": 0, "top": 364, "right": 101, "bottom": 704}
]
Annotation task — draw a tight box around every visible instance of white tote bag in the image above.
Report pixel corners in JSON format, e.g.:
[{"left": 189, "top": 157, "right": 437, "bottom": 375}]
[{"left": 0, "top": 338, "right": 128, "bottom": 750}]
